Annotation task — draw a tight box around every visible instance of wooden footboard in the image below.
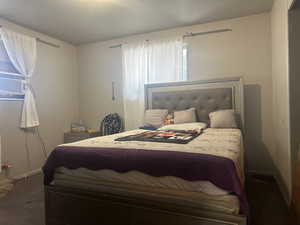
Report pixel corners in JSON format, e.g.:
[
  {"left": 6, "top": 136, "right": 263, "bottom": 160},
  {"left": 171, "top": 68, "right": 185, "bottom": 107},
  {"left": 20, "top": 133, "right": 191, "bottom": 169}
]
[{"left": 45, "top": 185, "right": 247, "bottom": 225}]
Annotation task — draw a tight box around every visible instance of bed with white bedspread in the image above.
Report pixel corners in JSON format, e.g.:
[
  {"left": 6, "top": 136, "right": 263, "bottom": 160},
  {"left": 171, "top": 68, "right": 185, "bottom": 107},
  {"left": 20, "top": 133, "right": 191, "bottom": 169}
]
[{"left": 43, "top": 78, "right": 248, "bottom": 225}]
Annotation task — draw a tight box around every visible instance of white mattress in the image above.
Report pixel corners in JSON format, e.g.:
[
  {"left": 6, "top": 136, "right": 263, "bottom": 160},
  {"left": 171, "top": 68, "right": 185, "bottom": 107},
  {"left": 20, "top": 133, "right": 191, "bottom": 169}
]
[
  {"left": 54, "top": 172, "right": 240, "bottom": 215},
  {"left": 56, "top": 168, "right": 230, "bottom": 196},
  {"left": 58, "top": 128, "right": 244, "bottom": 196}
]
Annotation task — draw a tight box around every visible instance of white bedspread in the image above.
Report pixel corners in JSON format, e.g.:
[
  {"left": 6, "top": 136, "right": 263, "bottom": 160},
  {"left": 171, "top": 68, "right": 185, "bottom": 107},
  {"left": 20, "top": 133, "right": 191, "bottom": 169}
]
[{"left": 58, "top": 128, "right": 244, "bottom": 196}]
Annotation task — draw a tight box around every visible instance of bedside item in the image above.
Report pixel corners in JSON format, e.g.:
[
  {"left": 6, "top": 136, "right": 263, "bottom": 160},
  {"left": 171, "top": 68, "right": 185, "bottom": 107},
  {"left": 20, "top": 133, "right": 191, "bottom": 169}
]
[
  {"left": 64, "top": 131, "right": 100, "bottom": 144},
  {"left": 164, "top": 113, "right": 174, "bottom": 125},
  {"left": 174, "top": 108, "right": 196, "bottom": 124},
  {"left": 71, "top": 121, "right": 86, "bottom": 133},
  {"left": 87, "top": 129, "right": 98, "bottom": 134},
  {"left": 144, "top": 109, "right": 168, "bottom": 128},
  {"left": 100, "top": 113, "right": 123, "bottom": 136},
  {"left": 209, "top": 109, "right": 237, "bottom": 128}
]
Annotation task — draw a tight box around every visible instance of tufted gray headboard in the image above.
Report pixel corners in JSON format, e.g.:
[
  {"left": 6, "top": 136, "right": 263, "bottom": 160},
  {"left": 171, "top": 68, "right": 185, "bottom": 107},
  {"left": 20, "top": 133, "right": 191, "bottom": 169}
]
[{"left": 145, "top": 77, "right": 244, "bottom": 127}]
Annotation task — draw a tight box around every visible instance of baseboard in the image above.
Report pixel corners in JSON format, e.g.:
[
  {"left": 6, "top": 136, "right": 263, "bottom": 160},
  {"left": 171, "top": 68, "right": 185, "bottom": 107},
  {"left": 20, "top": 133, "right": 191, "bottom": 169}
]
[
  {"left": 274, "top": 168, "right": 291, "bottom": 206},
  {"left": 246, "top": 170, "right": 276, "bottom": 183},
  {"left": 246, "top": 170, "right": 275, "bottom": 177},
  {"left": 12, "top": 168, "right": 42, "bottom": 181}
]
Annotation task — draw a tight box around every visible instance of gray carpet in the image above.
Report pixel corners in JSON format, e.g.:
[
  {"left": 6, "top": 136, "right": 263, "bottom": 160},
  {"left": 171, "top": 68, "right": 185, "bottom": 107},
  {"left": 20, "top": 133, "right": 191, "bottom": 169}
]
[
  {"left": 0, "top": 174, "right": 44, "bottom": 225},
  {"left": 0, "top": 173, "right": 289, "bottom": 225}
]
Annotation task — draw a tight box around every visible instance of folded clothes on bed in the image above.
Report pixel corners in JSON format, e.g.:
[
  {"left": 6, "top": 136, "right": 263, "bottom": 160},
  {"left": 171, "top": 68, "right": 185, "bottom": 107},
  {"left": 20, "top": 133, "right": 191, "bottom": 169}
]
[{"left": 115, "top": 130, "right": 202, "bottom": 144}]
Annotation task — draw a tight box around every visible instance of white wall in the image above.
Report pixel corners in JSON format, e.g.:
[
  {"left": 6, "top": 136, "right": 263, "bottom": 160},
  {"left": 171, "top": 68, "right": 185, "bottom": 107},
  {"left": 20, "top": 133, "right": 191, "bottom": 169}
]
[
  {"left": 0, "top": 18, "right": 79, "bottom": 178},
  {"left": 78, "top": 13, "right": 276, "bottom": 174},
  {"left": 271, "top": 0, "right": 291, "bottom": 201}
]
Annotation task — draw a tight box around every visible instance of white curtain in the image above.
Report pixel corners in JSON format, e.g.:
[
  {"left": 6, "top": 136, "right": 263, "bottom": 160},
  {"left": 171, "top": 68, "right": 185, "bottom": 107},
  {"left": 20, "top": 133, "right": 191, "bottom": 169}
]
[
  {"left": 122, "top": 37, "right": 185, "bottom": 130},
  {"left": 122, "top": 41, "right": 148, "bottom": 130},
  {"left": 148, "top": 37, "right": 185, "bottom": 83},
  {"left": 0, "top": 27, "right": 39, "bottom": 128}
]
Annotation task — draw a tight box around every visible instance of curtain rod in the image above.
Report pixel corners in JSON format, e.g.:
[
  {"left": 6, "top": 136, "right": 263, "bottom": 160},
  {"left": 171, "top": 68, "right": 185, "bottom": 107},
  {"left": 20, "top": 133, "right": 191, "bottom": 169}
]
[
  {"left": 0, "top": 25, "right": 60, "bottom": 48},
  {"left": 183, "top": 28, "right": 232, "bottom": 38},
  {"left": 109, "top": 28, "right": 232, "bottom": 49},
  {"left": 36, "top": 38, "right": 60, "bottom": 48}
]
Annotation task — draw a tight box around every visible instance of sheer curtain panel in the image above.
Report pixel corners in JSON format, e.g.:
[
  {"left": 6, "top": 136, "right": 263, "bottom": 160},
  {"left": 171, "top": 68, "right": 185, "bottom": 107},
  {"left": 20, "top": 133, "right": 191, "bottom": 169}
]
[
  {"left": 148, "top": 37, "right": 185, "bottom": 83},
  {"left": 122, "top": 37, "right": 185, "bottom": 130},
  {"left": 122, "top": 41, "right": 148, "bottom": 130},
  {"left": 0, "top": 27, "right": 39, "bottom": 128}
]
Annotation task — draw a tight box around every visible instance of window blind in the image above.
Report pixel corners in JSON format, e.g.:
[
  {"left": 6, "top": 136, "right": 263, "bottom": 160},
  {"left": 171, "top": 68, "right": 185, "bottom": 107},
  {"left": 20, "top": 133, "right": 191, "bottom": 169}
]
[{"left": 0, "top": 39, "right": 24, "bottom": 100}]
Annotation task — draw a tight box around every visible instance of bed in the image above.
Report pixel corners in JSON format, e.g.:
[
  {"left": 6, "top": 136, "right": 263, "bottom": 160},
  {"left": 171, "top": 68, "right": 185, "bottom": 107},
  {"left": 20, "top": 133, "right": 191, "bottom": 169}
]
[{"left": 43, "top": 77, "right": 248, "bottom": 225}]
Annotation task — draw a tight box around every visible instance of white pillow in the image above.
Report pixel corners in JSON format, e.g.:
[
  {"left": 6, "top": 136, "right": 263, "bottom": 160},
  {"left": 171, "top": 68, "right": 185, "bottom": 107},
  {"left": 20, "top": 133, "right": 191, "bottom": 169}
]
[
  {"left": 209, "top": 109, "right": 237, "bottom": 128},
  {"left": 158, "top": 122, "right": 207, "bottom": 132},
  {"left": 174, "top": 108, "right": 196, "bottom": 124},
  {"left": 144, "top": 109, "right": 168, "bottom": 128}
]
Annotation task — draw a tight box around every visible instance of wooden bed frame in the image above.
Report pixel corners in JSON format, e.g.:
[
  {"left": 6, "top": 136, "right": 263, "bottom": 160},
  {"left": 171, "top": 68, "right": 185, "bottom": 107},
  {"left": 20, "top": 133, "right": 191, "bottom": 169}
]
[
  {"left": 44, "top": 77, "right": 247, "bottom": 225},
  {"left": 45, "top": 185, "right": 247, "bottom": 225}
]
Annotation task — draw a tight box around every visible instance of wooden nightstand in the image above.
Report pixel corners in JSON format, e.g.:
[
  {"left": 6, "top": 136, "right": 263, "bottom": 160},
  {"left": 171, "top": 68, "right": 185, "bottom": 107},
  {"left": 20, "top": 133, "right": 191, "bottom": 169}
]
[{"left": 64, "top": 131, "right": 101, "bottom": 143}]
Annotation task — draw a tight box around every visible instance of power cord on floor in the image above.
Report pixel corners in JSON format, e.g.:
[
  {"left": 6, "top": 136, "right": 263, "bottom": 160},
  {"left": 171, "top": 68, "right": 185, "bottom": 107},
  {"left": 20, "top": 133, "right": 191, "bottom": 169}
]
[
  {"left": 34, "top": 127, "right": 48, "bottom": 159},
  {"left": 24, "top": 130, "right": 31, "bottom": 182},
  {"left": 23, "top": 127, "right": 48, "bottom": 183}
]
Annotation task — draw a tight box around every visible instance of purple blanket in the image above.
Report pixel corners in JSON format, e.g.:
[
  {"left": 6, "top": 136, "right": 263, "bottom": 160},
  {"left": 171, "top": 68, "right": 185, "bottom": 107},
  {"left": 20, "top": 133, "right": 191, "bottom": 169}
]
[{"left": 42, "top": 146, "right": 249, "bottom": 217}]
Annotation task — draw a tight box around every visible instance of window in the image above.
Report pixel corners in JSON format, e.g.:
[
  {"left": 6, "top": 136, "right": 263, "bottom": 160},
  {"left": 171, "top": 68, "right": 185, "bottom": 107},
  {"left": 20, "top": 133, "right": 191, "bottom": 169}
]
[
  {"left": 0, "top": 39, "right": 24, "bottom": 100},
  {"left": 122, "top": 38, "right": 187, "bottom": 130}
]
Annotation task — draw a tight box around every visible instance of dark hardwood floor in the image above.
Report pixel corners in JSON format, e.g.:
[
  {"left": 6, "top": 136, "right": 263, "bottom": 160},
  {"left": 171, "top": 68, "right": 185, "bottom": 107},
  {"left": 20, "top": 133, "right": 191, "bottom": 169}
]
[
  {"left": 0, "top": 173, "right": 289, "bottom": 225},
  {"left": 246, "top": 174, "right": 289, "bottom": 225}
]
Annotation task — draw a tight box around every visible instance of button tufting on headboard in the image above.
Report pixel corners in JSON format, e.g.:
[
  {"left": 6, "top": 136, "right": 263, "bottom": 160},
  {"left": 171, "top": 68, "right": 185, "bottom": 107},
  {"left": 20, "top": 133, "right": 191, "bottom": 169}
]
[
  {"left": 150, "top": 88, "right": 233, "bottom": 124},
  {"left": 145, "top": 78, "right": 244, "bottom": 129}
]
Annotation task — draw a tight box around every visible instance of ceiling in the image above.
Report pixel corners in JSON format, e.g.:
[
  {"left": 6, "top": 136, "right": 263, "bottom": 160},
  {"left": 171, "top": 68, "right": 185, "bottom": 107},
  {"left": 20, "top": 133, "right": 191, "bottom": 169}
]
[{"left": 0, "top": 0, "right": 274, "bottom": 45}]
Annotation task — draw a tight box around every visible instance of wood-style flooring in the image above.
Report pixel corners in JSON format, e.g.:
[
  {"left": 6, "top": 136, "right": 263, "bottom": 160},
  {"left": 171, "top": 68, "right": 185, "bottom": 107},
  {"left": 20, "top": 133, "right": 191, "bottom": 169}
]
[{"left": 0, "top": 173, "right": 289, "bottom": 225}]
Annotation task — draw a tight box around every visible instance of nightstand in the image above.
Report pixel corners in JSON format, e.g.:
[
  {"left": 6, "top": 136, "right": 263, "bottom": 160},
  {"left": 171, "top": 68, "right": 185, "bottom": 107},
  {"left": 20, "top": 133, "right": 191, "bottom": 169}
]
[{"left": 64, "top": 131, "right": 101, "bottom": 143}]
